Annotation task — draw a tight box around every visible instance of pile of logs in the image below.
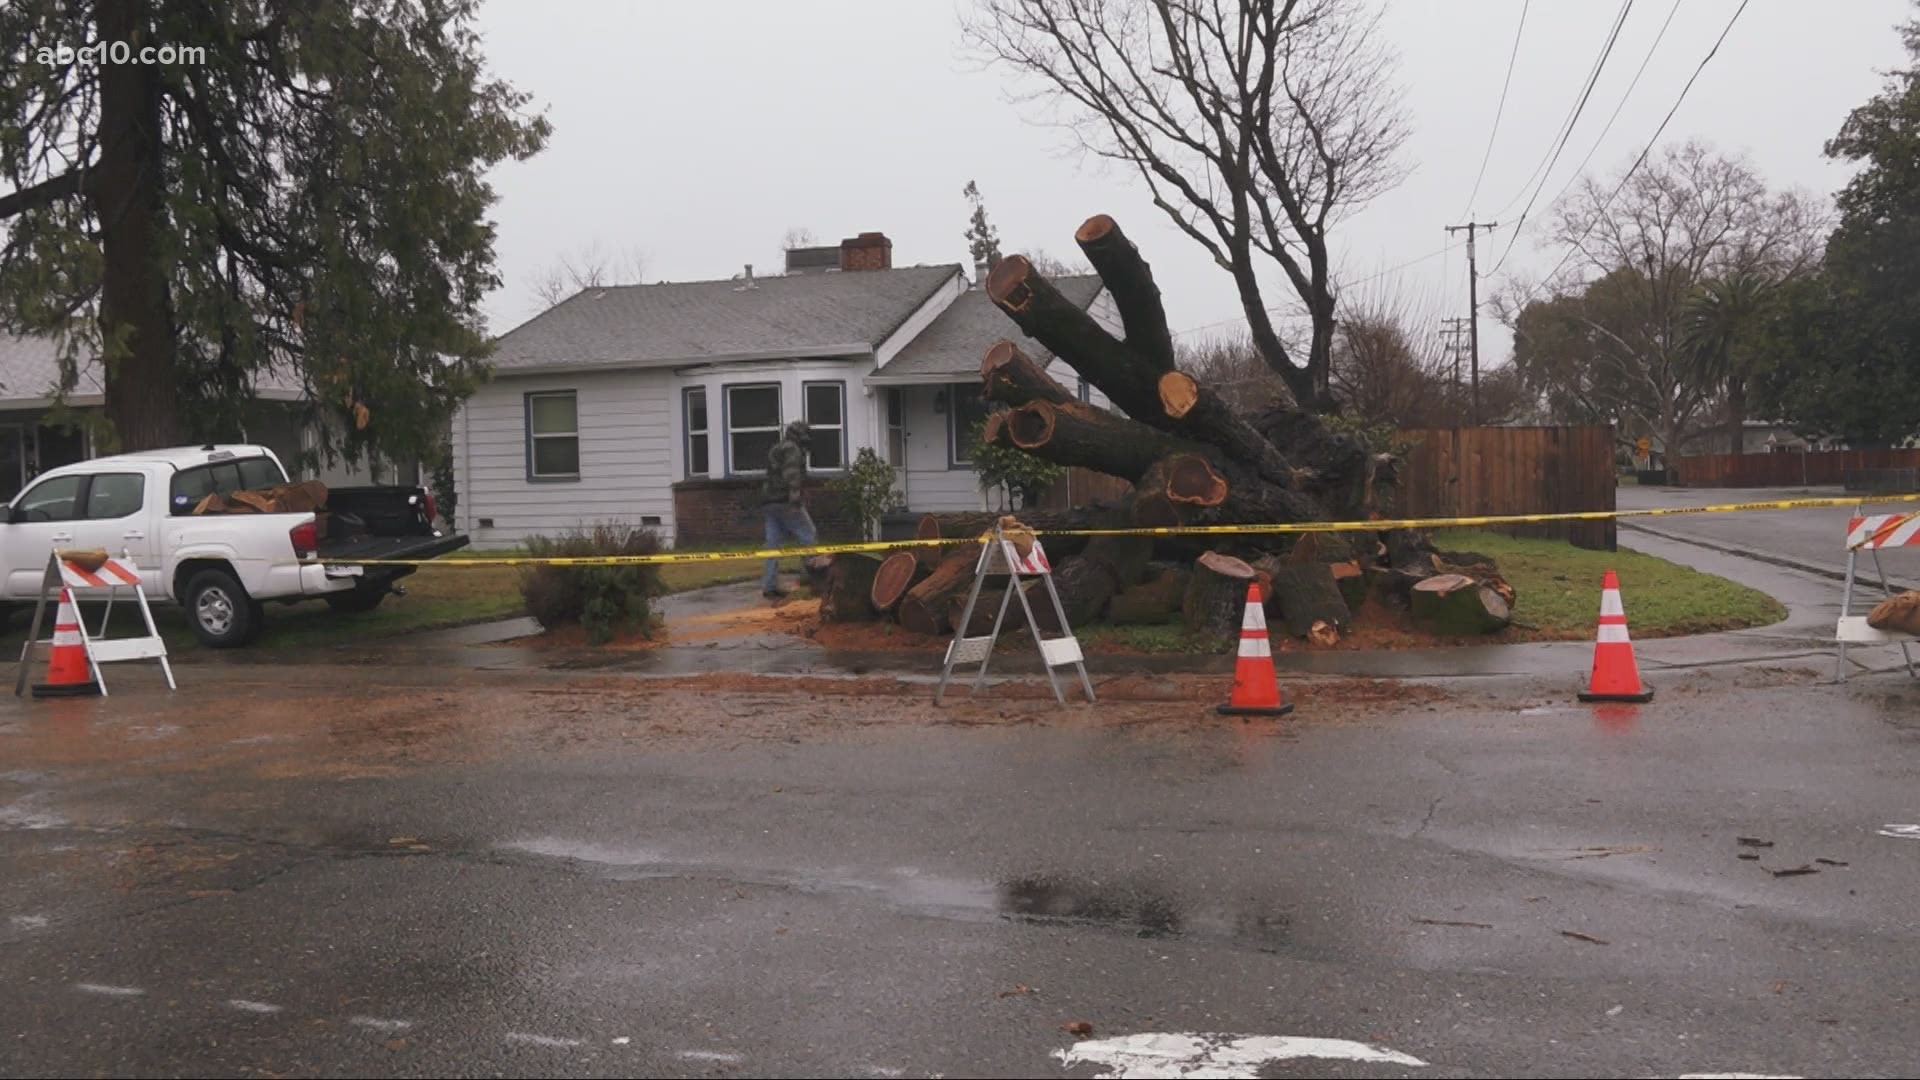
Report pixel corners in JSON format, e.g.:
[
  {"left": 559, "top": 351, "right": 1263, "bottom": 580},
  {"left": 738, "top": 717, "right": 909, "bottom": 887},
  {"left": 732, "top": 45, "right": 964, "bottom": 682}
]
[{"left": 815, "top": 214, "right": 1514, "bottom": 644}]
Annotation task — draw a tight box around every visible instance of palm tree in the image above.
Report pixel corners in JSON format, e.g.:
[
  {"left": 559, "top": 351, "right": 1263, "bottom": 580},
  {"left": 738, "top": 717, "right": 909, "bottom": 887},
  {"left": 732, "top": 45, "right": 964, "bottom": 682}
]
[{"left": 1682, "top": 271, "right": 1770, "bottom": 455}]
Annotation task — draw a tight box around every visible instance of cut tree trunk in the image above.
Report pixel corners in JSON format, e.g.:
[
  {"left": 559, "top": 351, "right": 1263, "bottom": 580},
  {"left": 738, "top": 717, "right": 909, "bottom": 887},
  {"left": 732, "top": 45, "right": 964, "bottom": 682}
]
[
  {"left": 917, "top": 509, "right": 1099, "bottom": 560},
  {"left": 981, "top": 339, "right": 1075, "bottom": 408},
  {"left": 1266, "top": 563, "right": 1352, "bottom": 641},
  {"left": 1155, "top": 371, "right": 1299, "bottom": 488},
  {"left": 1183, "top": 551, "right": 1258, "bottom": 639},
  {"left": 1073, "top": 214, "right": 1175, "bottom": 371},
  {"left": 1108, "top": 566, "right": 1191, "bottom": 625},
  {"left": 1331, "top": 560, "right": 1369, "bottom": 612},
  {"left": 871, "top": 551, "right": 931, "bottom": 614},
  {"left": 948, "top": 580, "right": 1038, "bottom": 637},
  {"left": 1004, "top": 399, "right": 1185, "bottom": 481},
  {"left": 1411, "top": 574, "right": 1513, "bottom": 635},
  {"left": 1082, "top": 533, "right": 1155, "bottom": 591},
  {"left": 821, "top": 554, "right": 882, "bottom": 622},
  {"left": 1031, "top": 556, "right": 1118, "bottom": 634},
  {"left": 897, "top": 551, "right": 982, "bottom": 637}
]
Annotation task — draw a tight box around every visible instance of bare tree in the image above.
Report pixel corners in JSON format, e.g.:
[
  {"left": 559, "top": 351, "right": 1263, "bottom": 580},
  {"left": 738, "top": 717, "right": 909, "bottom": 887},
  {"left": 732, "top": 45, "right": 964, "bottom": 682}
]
[
  {"left": 782, "top": 226, "right": 820, "bottom": 251},
  {"left": 966, "top": 0, "right": 1409, "bottom": 412},
  {"left": 530, "top": 242, "right": 648, "bottom": 311},
  {"left": 1505, "top": 141, "right": 1824, "bottom": 461}
]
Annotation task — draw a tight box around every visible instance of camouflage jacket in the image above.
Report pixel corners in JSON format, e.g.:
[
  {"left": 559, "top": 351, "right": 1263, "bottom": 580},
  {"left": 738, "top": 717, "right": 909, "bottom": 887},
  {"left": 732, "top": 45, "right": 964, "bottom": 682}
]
[{"left": 761, "top": 437, "right": 807, "bottom": 504}]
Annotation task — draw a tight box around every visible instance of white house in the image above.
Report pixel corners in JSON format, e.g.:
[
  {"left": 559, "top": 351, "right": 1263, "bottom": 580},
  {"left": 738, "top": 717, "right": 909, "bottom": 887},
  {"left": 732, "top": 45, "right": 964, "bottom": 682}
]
[{"left": 455, "top": 232, "right": 1117, "bottom": 548}]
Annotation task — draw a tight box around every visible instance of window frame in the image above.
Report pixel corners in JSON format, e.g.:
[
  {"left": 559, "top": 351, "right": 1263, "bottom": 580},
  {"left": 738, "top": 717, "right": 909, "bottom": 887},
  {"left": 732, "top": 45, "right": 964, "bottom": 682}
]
[
  {"left": 83, "top": 472, "right": 146, "bottom": 521},
  {"left": 13, "top": 472, "right": 88, "bottom": 524},
  {"left": 723, "top": 382, "right": 783, "bottom": 477},
  {"left": 524, "top": 390, "right": 581, "bottom": 482},
  {"left": 683, "top": 386, "right": 710, "bottom": 479},
  {"left": 885, "top": 387, "right": 906, "bottom": 467},
  {"left": 947, "top": 382, "right": 992, "bottom": 468},
  {"left": 801, "top": 379, "right": 848, "bottom": 473}
]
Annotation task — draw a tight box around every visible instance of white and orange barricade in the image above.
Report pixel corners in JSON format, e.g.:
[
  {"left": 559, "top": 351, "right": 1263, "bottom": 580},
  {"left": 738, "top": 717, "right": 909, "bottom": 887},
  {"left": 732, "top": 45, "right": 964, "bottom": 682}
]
[
  {"left": 1836, "top": 509, "right": 1919, "bottom": 682},
  {"left": 935, "top": 524, "right": 1093, "bottom": 706},
  {"left": 15, "top": 550, "right": 175, "bottom": 697}
]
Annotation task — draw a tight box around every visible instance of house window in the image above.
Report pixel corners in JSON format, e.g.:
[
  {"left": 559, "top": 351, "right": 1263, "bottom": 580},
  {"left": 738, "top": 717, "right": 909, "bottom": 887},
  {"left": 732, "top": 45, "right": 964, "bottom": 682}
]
[
  {"left": 684, "top": 387, "right": 710, "bottom": 477},
  {"left": 725, "top": 383, "right": 782, "bottom": 475},
  {"left": 803, "top": 381, "right": 846, "bottom": 470},
  {"left": 1077, "top": 378, "right": 1091, "bottom": 404},
  {"left": 526, "top": 391, "right": 580, "bottom": 480},
  {"left": 948, "top": 382, "right": 991, "bottom": 465},
  {"left": 885, "top": 388, "right": 906, "bottom": 466}
]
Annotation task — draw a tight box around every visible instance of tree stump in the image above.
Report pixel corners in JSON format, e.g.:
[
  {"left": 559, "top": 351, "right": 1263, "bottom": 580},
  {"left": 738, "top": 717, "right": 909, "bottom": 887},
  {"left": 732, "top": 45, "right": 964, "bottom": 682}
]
[
  {"left": 1031, "top": 555, "right": 1118, "bottom": 634},
  {"left": 871, "top": 551, "right": 930, "bottom": 614},
  {"left": 1183, "top": 551, "right": 1258, "bottom": 639},
  {"left": 1410, "top": 573, "right": 1513, "bottom": 635},
  {"left": 948, "top": 580, "right": 1039, "bottom": 637},
  {"left": 821, "top": 553, "right": 882, "bottom": 622}
]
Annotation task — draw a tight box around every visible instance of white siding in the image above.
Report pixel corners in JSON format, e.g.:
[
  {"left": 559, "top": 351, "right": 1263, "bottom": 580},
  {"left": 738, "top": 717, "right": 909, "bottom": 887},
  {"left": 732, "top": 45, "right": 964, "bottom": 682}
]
[
  {"left": 454, "top": 368, "right": 673, "bottom": 549},
  {"left": 899, "top": 384, "right": 989, "bottom": 513}
]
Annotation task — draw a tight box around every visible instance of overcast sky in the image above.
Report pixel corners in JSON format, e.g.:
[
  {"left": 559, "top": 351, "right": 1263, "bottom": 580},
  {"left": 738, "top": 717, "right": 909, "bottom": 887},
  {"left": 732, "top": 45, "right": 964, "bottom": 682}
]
[{"left": 475, "top": 0, "right": 1913, "bottom": 367}]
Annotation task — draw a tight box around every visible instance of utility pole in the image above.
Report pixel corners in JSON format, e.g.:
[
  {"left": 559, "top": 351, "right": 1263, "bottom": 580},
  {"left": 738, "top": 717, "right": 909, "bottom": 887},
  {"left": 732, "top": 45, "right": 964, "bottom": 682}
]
[
  {"left": 1445, "top": 220, "right": 1497, "bottom": 425},
  {"left": 1438, "top": 317, "right": 1470, "bottom": 403}
]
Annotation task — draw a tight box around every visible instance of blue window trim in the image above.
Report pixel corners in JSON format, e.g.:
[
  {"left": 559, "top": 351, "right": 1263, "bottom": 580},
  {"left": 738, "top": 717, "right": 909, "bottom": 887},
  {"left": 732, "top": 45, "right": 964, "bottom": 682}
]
[
  {"left": 524, "top": 390, "right": 580, "bottom": 483},
  {"left": 801, "top": 379, "right": 848, "bottom": 474},
  {"left": 722, "top": 382, "right": 783, "bottom": 477},
  {"left": 682, "top": 386, "right": 710, "bottom": 479}
]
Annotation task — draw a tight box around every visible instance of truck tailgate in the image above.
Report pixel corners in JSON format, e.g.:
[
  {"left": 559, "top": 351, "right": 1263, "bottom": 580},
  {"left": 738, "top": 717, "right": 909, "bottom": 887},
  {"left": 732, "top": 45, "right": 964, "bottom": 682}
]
[{"left": 321, "top": 531, "right": 470, "bottom": 567}]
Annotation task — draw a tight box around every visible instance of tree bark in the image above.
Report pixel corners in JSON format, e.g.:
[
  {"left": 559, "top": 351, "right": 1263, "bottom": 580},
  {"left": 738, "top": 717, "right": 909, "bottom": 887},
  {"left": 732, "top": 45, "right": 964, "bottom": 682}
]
[
  {"left": 1073, "top": 214, "right": 1174, "bottom": 371},
  {"left": 897, "top": 551, "right": 982, "bottom": 636},
  {"left": 981, "top": 340, "right": 1075, "bottom": 407},
  {"left": 1411, "top": 574, "right": 1512, "bottom": 635},
  {"left": 96, "top": 0, "right": 179, "bottom": 451},
  {"left": 1183, "top": 551, "right": 1258, "bottom": 639},
  {"left": 1031, "top": 555, "right": 1117, "bottom": 634},
  {"left": 821, "top": 553, "right": 882, "bottom": 622},
  {"left": 1005, "top": 399, "right": 1187, "bottom": 482},
  {"left": 949, "top": 580, "right": 1038, "bottom": 637},
  {"left": 1266, "top": 563, "right": 1352, "bottom": 639},
  {"left": 1108, "top": 566, "right": 1191, "bottom": 625},
  {"left": 870, "top": 551, "right": 930, "bottom": 614}
]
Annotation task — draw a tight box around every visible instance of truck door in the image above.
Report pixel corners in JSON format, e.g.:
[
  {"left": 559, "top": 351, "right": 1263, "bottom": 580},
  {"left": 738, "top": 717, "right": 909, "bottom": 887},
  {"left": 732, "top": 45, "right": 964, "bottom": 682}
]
[
  {"left": 1, "top": 473, "right": 87, "bottom": 597},
  {"left": 68, "top": 471, "right": 158, "bottom": 582}
]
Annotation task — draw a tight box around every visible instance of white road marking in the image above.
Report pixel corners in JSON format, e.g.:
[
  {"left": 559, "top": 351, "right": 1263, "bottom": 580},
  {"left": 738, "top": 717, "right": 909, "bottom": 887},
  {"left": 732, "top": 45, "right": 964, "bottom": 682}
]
[
  {"left": 9, "top": 914, "right": 50, "bottom": 931},
  {"left": 1054, "top": 1033, "right": 1428, "bottom": 1077},
  {"left": 74, "top": 983, "right": 145, "bottom": 997},
  {"left": 1876, "top": 824, "right": 1920, "bottom": 840},
  {"left": 864, "top": 1068, "right": 906, "bottom": 1078},
  {"left": 228, "top": 999, "right": 283, "bottom": 1014},
  {"left": 612, "top": 1036, "right": 632, "bottom": 1046},
  {"left": 678, "top": 1050, "right": 745, "bottom": 1063},
  {"left": 1676, "top": 1074, "right": 1802, "bottom": 1078},
  {"left": 349, "top": 1016, "right": 413, "bottom": 1032},
  {"left": 506, "top": 1032, "right": 585, "bottom": 1048}
]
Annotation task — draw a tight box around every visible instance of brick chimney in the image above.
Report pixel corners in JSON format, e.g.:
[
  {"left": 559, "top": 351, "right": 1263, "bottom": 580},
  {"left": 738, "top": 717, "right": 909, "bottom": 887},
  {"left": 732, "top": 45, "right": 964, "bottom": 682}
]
[{"left": 839, "top": 232, "right": 893, "bottom": 272}]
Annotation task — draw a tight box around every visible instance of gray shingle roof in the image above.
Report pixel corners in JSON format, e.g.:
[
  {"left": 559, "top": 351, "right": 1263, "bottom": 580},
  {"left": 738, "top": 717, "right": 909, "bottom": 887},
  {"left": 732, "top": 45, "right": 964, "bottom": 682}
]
[
  {"left": 490, "top": 264, "right": 964, "bottom": 371},
  {"left": 871, "top": 275, "right": 1104, "bottom": 383},
  {"left": 0, "top": 332, "right": 303, "bottom": 405}
]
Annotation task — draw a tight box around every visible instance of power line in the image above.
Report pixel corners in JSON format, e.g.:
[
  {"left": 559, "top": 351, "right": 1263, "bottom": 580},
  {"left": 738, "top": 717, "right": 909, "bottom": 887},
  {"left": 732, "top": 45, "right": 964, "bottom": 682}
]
[
  {"left": 1546, "top": 0, "right": 1683, "bottom": 213},
  {"left": 1488, "top": 0, "right": 1636, "bottom": 223},
  {"left": 1459, "top": 0, "right": 1531, "bottom": 218},
  {"left": 1487, "top": 0, "right": 1637, "bottom": 277},
  {"left": 1504, "top": 0, "right": 1754, "bottom": 309}
]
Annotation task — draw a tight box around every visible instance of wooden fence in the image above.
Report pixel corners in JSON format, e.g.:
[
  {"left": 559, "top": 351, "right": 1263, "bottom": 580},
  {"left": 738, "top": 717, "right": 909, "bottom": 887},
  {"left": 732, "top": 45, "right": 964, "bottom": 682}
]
[
  {"left": 1673, "top": 448, "right": 1920, "bottom": 488},
  {"left": 1397, "top": 426, "right": 1617, "bottom": 550}
]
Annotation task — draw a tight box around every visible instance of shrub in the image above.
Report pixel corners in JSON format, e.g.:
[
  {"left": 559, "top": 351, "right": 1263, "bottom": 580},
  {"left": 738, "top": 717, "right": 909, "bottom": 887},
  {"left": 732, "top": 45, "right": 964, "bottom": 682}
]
[
  {"left": 519, "top": 523, "right": 664, "bottom": 644},
  {"left": 830, "top": 447, "right": 905, "bottom": 540},
  {"left": 968, "top": 416, "right": 1064, "bottom": 509}
]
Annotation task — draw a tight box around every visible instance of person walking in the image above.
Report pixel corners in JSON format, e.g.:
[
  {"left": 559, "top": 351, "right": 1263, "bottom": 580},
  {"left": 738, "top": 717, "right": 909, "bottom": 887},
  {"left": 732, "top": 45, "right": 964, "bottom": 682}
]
[{"left": 761, "top": 420, "right": 817, "bottom": 599}]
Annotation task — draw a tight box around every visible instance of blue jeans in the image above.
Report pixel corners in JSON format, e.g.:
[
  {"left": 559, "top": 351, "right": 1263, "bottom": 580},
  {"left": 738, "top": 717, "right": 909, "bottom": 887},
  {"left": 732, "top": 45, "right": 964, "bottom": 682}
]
[{"left": 762, "top": 503, "right": 817, "bottom": 593}]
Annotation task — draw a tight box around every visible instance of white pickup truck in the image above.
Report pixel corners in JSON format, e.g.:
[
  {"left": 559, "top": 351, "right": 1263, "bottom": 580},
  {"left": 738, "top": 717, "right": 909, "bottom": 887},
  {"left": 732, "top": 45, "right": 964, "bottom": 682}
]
[{"left": 0, "top": 444, "right": 467, "bottom": 646}]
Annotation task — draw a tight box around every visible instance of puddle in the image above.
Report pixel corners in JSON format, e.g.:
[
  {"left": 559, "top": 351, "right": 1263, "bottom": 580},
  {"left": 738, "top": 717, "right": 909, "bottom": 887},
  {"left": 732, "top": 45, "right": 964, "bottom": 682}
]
[{"left": 998, "top": 873, "right": 1184, "bottom": 937}]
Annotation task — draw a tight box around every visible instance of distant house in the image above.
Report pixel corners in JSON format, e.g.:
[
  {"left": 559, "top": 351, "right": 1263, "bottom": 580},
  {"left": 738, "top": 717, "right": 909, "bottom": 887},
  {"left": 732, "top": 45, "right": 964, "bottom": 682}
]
[
  {"left": 0, "top": 332, "right": 420, "bottom": 503},
  {"left": 454, "top": 232, "right": 1117, "bottom": 548}
]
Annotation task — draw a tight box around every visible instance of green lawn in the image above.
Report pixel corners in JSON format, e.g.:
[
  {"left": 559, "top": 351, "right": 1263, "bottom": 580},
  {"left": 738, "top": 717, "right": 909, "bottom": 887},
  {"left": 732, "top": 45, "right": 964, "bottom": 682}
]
[
  {"left": 1442, "top": 530, "right": 1784, "bottom": 635},
  {"left": 2, "top": 546, "right": 795, "bottom": 654}
]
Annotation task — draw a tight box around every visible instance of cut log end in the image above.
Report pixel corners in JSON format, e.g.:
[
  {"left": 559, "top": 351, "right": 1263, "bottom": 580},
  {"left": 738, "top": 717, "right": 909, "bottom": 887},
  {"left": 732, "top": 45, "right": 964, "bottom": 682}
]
[
  {"left": 1158, "top": 370, "right": 1200, "bottom": 419},
  {"left": 1074, "top": 213, "right": 1118, "bottom": 243},
  {"left": 1164, "top": 454, "right": 1228, "bottom": 508},
  {"left": 1410, "top": 574, "right": 1512, "bottom": 635},
  {"left": 1006, "top": 402, "right": 1057, "bottom": 450},
  {"left": 1184, "top": 550, "right": 1259, "bottom": 639},
  {"left": 871, "top": 551, "right": 928, "bottom": 613},
  {"left": 985, "top": 254, "right": 1035, "bottom": 312}
]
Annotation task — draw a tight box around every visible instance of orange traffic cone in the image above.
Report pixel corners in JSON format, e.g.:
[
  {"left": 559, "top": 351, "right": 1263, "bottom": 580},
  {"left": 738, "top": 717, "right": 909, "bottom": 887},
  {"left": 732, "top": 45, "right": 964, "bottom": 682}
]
[
  {"left": 32, "top": 588, "right": 99, "bottom": 699},
  {"left": 1577, "top": 570, "right": 1652, "bottom": 703},
  {"left": 1217, "top": 583, "right": 1294, "bottom": 717}
]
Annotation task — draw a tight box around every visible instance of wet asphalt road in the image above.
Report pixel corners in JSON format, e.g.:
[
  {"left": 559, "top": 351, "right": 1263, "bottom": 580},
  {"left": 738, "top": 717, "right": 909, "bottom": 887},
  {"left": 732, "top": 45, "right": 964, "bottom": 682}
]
[
  {"left": 3, "top": 658, "right": 1919, "bottom": 1078},
  {"left": 1619, "top": 485, "right": 1920, "bottom": 591}
]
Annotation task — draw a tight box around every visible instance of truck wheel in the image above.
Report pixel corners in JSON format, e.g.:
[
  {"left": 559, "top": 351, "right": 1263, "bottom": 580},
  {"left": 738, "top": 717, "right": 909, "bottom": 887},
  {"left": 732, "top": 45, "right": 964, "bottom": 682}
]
[
  {"left": 186, "top": 569, "right": 258, "bottom": 648},
  {"left": 324, "top": 586, "right": 387, "bottom": 614}
]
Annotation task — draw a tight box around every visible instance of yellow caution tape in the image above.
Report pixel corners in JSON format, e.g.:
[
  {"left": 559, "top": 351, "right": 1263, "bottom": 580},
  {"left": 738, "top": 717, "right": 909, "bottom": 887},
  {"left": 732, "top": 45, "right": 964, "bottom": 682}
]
[{"left": 312, "top": 491, "right": 1920, "bottom": 568}]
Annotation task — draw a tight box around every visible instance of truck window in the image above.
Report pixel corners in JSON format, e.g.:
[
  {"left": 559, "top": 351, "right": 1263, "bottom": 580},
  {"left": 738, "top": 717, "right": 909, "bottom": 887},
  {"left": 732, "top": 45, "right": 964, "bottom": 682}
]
[
  {"left": 15, "top": 474, "right": 85, "bottom": 522},
  {"left": 84, "top": 474, "right": 145, "bottom": 520},
  {"left": 170, "top": 456, "right": 290, "bottom": 515},
  {"left": 238, "top": 455, "right": 285, "bottom": 489}
]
